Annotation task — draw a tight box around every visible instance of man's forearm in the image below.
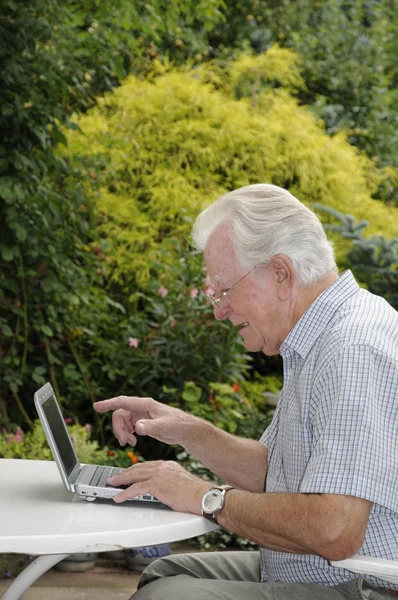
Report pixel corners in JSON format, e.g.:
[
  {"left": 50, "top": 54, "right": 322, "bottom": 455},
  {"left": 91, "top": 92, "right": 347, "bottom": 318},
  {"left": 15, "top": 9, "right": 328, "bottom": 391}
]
[
  {"left": 216, "top": 490, "right": 373, "bottom": 561},
  {"left": 181, "top": 416, "right": 268, "bottom": 492}
]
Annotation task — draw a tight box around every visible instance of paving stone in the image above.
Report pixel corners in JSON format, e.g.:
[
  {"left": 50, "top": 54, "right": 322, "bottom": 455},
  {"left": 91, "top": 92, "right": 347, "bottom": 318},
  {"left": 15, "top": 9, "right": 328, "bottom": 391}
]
[
  {"left": 0, "top": 586, "right": 134, "bottom": 600},
  {"left": 0, "top": 542, "right": 197, "bottom": 599}
]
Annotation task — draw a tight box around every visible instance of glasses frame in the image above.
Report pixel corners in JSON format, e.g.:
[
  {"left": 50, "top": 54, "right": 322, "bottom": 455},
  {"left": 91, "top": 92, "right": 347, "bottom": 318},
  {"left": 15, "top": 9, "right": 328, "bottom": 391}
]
[{"left": 205, "top": 268, "right": 254, "bottom": 309}]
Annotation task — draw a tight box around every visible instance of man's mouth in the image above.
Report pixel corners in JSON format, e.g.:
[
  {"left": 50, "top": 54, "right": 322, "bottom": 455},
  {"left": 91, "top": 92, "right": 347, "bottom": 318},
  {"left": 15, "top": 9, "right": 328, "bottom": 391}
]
[{"left": 239, "top": 322, "right": 249, "bottom": 329}]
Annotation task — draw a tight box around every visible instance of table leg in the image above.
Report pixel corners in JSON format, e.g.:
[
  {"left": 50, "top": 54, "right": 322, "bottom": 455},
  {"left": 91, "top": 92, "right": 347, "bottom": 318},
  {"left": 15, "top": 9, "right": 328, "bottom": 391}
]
[{"left": 0, "top": 554, "right": 69, "bottom": 600}]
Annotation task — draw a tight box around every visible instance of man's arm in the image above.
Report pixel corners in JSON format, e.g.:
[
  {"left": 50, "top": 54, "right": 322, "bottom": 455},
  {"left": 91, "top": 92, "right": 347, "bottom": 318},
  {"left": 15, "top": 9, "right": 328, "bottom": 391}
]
[
  {"left": 105, "top": 456, "right": 372, "bottom": 561},
  {"left": 181, "top": 416, "right": 268, "bottom": 492},
  {"left": 95, "top": 397, "right": 372, "bottom": 561},
  {"left": 94, "top": 396, "right": 268, "bottom": 492},
  {"left": 217, "top": 490, "right": 373, "bottom": 561}
]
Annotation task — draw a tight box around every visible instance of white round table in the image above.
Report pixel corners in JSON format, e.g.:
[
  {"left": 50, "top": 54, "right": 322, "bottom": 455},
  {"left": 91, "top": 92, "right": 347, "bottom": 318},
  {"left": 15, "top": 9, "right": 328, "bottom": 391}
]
[{"left": 0, "top": 459, "right": 218, "bottom": 600}]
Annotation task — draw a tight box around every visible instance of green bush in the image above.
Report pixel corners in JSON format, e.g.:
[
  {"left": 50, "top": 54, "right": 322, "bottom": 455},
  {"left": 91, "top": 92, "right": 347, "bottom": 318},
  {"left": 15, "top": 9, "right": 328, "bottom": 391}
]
[
  {"left": 0, "top": 0, "right": 226, "bottom": 430},
  {"left": 64, "top": 48, "right": 398, "bottom": 289},
  {"left": 110, "top": 239, "right": 249, "bottom": 398},
  {"left": 209, "top": 0, "right": 398, "bottom": 196},
  {"left": 167, "top": 378, "right": 275, "bottom": 436},
  {"left": 3, "top": 44, "right": 397, "bottom": 445},
  {"left": 0, "top": 418, "right": 146, "bottom": 468},
  {"left": 59, "top": 237, "right": 250, "bottom": 452},
  {"left": 0, "top": 419, "right": 108, "bottom": 463},
  {"left": 52, "top": 47, "right": 397, "bottom": 445},
  {"left": 314, "top": 205, "right": 398, "bottom": 309}
]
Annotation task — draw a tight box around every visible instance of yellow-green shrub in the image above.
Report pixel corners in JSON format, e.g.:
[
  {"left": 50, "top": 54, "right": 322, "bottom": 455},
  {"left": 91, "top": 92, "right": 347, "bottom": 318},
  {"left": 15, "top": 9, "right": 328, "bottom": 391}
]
[{"left": 64, "top": 47, "right": 398, "bottom": 288}]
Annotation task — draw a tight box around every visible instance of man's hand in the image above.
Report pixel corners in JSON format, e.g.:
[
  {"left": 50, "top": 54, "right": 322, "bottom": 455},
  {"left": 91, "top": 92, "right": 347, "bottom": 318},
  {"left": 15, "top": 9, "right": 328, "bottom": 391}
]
[
  {"left": 93, "top": 395, "right": 194, "bottom": 448},
  {"left": 107, "top": 461, "right": 212, "bottom": 513},
  {"left": 94, "top": 394, "right": 269, "bottom": 494}
]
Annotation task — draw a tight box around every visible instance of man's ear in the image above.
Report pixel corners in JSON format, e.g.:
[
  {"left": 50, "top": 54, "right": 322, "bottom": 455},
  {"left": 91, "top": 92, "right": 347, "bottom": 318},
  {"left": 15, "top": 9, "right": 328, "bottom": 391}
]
[{"left": 270, "top": 254, "right": 294, "bottom": 301}]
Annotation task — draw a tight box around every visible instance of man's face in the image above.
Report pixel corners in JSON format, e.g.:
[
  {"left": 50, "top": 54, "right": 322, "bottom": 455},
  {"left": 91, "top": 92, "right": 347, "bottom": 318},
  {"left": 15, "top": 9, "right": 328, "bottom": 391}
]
[{"left": 204, "top": 224, "right": 287, "bottom": 356}]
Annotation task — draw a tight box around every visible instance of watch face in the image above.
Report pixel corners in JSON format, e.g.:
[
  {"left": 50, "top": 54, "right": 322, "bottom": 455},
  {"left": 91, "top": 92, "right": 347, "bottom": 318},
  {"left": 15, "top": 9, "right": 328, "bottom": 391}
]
[{"left": 204, "top": 490, "right": 223, "bottom": 513}]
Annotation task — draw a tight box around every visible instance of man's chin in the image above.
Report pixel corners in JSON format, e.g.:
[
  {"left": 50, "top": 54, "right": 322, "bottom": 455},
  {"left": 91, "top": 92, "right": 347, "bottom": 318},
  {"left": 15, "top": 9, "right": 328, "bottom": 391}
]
[
  {"left": 241, "top": 334, "right": 277, "bottom": 355},
  {"left": 248, "top": 346, "right": 264, "bottom": 354},
  {"left": 241, "top": 335, "right": 264, "bottom": 353}
]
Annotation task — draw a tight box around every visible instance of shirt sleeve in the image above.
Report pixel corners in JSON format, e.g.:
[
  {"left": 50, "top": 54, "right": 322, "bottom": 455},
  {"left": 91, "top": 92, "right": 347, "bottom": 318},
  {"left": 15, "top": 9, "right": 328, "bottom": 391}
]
[{"left": 299, "top": 344, "right": 398, "bottom": 513}]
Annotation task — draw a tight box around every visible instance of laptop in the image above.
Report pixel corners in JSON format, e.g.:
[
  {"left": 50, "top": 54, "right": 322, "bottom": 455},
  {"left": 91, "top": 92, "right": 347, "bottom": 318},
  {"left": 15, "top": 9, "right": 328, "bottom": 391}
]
[{"left": 34, "top": 382, "right": 160, "bottom": 504}]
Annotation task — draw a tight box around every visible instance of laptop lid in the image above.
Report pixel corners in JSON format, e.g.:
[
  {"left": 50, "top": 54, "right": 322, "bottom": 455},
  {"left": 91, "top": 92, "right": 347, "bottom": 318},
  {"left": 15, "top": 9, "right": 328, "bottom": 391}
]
[{"left": 34, "top": 382, "right": 81, "bottom": 492}]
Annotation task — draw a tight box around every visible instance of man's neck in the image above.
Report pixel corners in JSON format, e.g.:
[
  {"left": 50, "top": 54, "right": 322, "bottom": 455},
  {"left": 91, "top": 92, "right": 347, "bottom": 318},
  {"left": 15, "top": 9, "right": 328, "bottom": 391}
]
[{"left": 292, "top": 272, "right": 339, "bottom": 328}]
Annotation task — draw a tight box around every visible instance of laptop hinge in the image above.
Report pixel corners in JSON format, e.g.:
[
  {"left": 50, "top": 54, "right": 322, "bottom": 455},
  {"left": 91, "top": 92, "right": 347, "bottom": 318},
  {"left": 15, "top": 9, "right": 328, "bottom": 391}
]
[{"left": 69, "top": 463, "right": 83, "bottom": 489}]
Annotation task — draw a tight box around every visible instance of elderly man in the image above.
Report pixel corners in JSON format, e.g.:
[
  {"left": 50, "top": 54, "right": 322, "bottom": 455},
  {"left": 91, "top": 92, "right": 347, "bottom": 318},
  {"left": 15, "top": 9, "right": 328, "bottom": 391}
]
[{"left": 94, "top": 184, "right": 398, "bottom": 600}]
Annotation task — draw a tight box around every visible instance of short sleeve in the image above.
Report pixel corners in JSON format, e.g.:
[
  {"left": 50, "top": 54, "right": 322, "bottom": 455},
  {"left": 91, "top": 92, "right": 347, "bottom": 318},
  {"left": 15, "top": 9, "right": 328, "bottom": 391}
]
[{"left": 299, "top": 344, "right": 398, "bottom": 513}]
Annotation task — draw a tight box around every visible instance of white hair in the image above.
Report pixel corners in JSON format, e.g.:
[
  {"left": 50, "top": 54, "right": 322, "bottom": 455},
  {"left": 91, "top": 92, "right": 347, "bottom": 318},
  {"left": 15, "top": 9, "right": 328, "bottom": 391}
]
[{"left": 191, "top": 184, "right": 338, "bottom": 286}]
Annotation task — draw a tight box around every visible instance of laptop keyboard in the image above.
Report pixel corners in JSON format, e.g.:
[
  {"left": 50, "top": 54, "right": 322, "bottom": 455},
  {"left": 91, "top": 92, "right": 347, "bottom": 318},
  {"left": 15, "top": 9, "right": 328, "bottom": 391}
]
[
  {"left": 89, "top": 466, "right": 124, "bottom": 488},
  {"left": 87, "top": 465, "right": 158, "bottom": 499}
]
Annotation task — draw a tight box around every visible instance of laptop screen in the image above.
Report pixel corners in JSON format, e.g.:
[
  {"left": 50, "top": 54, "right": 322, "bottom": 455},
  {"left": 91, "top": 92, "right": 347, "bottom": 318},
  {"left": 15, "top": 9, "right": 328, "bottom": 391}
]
[{"left": 42, "top": 395, "right": 78, "bottom": 478}]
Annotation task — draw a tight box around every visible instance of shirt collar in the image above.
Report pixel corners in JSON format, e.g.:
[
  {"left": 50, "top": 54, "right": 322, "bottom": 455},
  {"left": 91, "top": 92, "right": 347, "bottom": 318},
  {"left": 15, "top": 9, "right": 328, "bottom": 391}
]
[{"left": 280, "top": 271, "right": 360, "bottom": 359}]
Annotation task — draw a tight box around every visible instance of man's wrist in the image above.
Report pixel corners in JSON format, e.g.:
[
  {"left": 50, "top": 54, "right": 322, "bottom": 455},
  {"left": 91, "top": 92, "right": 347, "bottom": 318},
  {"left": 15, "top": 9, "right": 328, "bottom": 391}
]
[
  {"left": 180, "top": 414, "right": 212, "bottom": 453},
  {"left": 194, "top": 482, "right": 213, "bottom": 514}
]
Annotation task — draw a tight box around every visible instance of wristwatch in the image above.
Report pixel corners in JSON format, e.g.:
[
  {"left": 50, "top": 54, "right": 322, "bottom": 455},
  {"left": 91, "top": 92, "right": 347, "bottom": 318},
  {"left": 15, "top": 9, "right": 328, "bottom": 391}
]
[{"left": 201, "top": 486, "right": 233, "bottom": 521}]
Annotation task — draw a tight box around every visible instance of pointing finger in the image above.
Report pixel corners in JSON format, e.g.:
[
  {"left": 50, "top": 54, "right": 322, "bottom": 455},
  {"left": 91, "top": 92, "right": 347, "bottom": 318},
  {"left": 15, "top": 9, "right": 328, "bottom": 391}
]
[{"left": 93, "top": 396, "right": 154, "bottom": 413}]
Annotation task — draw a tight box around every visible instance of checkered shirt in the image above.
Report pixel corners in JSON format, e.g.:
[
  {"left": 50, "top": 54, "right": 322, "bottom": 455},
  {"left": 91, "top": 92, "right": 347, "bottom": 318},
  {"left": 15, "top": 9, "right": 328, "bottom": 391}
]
[{"left": 259, "top": 270, "right": 398, "bottom": 588}]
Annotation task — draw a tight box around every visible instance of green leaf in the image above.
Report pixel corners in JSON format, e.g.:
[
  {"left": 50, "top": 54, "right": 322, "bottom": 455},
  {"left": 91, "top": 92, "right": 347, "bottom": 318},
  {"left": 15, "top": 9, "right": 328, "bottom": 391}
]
[
  {"left": 6, "top": 1, "right": 18, "bottom": 11},
  {"left": 41, "top": 325, "right": 53, "bottom": 337},
  {"left": 15, "top": 225, "right": 27, "bottom": 242},
  {"left": 0, "top": 178, "right": 22, "bottom": 202},
  {"left": 230, "top": 408, "right": 244, "bottom": 420},
  {"left": 32, "top": 367, "right": 47, "bottom": 384},
  {"left": 2, "top": 104, "right": 14, "bottom": 117},
  {"left": 41, "top": 277, "right": 56, "bottom": 293},
  {"left": 81, "top": 327, "right": 95, "bottom": 336},
  {"left": 106, "top": 296, "right": 126, "bottom": 313},
  {"left": 10, "top": 381, "right": 19, "bottom": 393},
  {"left": 53, "top": 127, "right": 68, "bottom": 146},
  {"left": 182, "top": 384, "right": 202, "bottom": 403},
  {"left": 1, "top": 247, "right": 15, "bottom": 262},
  {"left": 1, "top": 324, "right": 13, "bottom": 337}
]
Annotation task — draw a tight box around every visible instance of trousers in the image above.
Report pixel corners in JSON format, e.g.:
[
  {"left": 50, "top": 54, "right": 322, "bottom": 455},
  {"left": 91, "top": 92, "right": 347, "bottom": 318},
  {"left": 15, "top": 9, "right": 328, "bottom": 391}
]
[{"left": 130, "top": 551, "right": 397, "bottom": 600}]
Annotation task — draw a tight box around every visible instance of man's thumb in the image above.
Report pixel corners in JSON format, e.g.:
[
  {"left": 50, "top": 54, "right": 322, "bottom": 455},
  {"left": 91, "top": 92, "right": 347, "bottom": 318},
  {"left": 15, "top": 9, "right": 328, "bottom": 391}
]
[{"left": 135, "top": 420, "right": 150, "bottom": 435}]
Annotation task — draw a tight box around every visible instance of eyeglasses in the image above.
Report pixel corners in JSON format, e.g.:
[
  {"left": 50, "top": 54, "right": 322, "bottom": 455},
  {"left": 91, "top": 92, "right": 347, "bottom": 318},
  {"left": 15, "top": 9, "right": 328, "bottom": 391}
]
[{"left": 205, "top": 268, "right": 254, "bottom": 309}]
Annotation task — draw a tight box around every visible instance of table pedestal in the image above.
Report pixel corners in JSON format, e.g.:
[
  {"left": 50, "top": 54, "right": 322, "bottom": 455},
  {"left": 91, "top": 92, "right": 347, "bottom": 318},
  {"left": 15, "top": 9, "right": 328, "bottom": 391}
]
[{"left": 0, "top": 554, "right": 69, "bottom": 600}]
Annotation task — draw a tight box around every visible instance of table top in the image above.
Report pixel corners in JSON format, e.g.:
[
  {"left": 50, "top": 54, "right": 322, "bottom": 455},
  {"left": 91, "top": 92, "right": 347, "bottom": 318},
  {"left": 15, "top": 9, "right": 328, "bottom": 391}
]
[{"left": 0, "top": 459, "right": 218, "bottom": 555}]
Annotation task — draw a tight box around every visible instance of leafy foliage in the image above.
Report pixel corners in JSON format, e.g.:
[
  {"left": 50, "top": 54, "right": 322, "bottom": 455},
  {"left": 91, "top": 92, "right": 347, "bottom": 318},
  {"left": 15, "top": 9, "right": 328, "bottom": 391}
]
[
  {"left": 0, "top": 419, "right": 109, "bottom": 463},
  {"left": 64, "top": 49, "right": 398, "bottom": 291},
  {"left": 0, "top": 0, "right": 224, "bottom": 429},
  {"left": 0, "top": 162, "right": 110, "bottom": 429},
  {"left": 2, "top": 0, "right": 398, "bottom": 469},
  {"left": 4, "top": 45, "right": 397, "bottom": 434},
  {"left": 207, "top": 0, "right": 398, "bottom": 203},
  {"left": 73, "top": 239, "right": 248, "bottom": 390},
  {"left": 0, "top": 0, "right": 122, "bottom": 427},
  {"left": 313, "top": 205, "right": 398, "bottom": 308},
  {"left": 169, "top": 378, "right": 275, "bottom": 436}
]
